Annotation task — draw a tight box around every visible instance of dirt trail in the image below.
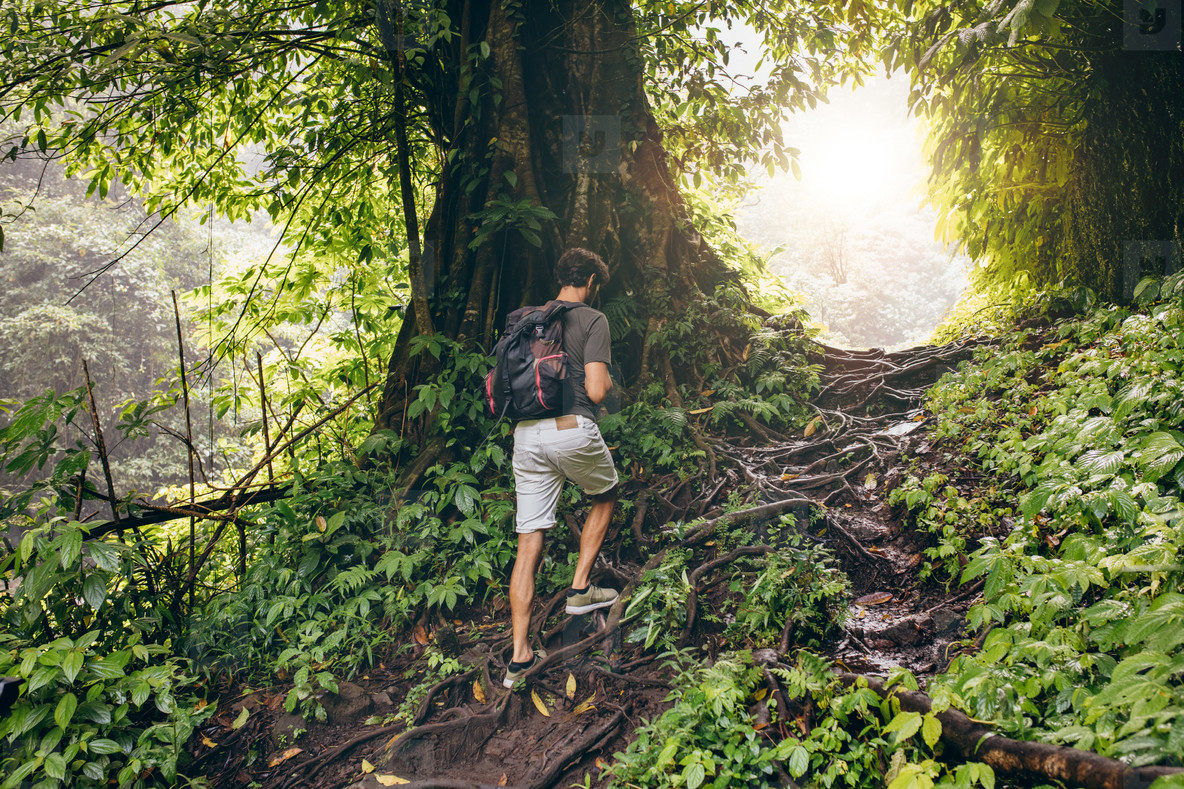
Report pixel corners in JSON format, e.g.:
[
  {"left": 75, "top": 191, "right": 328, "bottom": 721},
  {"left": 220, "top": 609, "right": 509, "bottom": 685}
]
[{"left": 195, "top": 339, "right": 987, "bottom": 789}]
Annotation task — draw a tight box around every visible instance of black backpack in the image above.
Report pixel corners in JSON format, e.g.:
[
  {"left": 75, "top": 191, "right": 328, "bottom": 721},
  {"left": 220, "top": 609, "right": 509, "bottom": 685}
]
[{"left": 485, "top": 301, "right": 589, "bottom": 421}]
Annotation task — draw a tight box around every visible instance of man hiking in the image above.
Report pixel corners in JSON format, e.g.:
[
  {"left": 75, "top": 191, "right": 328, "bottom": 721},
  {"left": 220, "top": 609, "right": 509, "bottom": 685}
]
[{"left": 503, "top": 248, "right": 620, "bottom": 688}]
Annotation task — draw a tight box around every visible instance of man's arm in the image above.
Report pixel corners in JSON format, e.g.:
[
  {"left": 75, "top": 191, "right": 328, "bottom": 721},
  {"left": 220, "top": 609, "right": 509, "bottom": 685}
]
[{"left": 584, "top": 361, "right": 612, "bottom": 404}]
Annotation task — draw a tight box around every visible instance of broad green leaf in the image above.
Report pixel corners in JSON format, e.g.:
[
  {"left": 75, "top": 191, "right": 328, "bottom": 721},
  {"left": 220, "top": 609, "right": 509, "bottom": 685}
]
[
  {"left": 82, "top": 574, "right": 107, "bottom": 610},
  {"left": 54, "top": 692, "right": 78, "bottom": 729}
]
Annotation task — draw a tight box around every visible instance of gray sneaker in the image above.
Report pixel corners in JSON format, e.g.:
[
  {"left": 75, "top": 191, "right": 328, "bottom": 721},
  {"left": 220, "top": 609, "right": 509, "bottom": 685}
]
[
  {"left": 565, "top": 584, "right": 619, "bottom": 615},
  {"left": 502, "top": 649, "right": 547, "bottom": 689}
]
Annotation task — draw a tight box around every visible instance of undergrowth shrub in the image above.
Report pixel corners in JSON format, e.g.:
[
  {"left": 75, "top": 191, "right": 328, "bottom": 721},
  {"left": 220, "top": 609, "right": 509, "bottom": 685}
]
[
  {"left": 0, "top": 518, "right": 211, "bottom": 788},
  {"left": 606, "top": 652, "right": 995, "bottom": 789},
  {"left": 918, "top": 277, "right": 1184, "bottom": 767},
  {"left": 622, "top": 514, "right": 848, "bottom": 654}
]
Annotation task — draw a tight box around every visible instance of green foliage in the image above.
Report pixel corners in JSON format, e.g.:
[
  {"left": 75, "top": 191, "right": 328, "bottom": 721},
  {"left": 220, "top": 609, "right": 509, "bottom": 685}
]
[
  {"left": 903, "top": 0, "right": 1184, "bottom": 300},
  {"left": 623, "top": 515, "right": 848, "bottom": 654},
  {"left": 0, "top": 514, "right": 210, "bottom": 788},
  {"left": 623, "top": 550, "right": 694, "bottom": 653},
  {"left": 0, "top": 631, "right": 208, "bottom": 789},
  {"left": 725, "top": 533, "right": 849, "bottom": 649},
  {"left": 606, "top": 653, "right": 806, "bottom": 789},
  {"left": 917, "top": 278, "right": 1184, "bottom": 766},
  {"left": 606, "top": 652, "right": 993, "bottom": 789},
  {"left": 193, "top": 453, "right": 516, "bottom": 685},
  {"left": 889, "top": 472, "right": 1014, "bottom": 583}
]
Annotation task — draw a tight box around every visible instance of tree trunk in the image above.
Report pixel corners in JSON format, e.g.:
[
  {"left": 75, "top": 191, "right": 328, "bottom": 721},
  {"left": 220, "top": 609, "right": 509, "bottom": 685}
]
[
  {"left": 373, "top": 0, "right": 741, "bottom": 448},
  {"left": 1062, "top": 10, "right": 1184, "bottom": 302}
]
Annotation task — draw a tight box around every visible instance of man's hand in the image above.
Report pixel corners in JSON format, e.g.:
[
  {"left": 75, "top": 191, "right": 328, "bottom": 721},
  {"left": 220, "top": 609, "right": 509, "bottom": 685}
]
[{"left": 584, "top": 361, "right": 612, "bottom": 404}]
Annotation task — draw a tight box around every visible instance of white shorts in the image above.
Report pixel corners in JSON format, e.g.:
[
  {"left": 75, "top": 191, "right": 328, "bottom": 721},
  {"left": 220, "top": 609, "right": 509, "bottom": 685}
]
[{"left": 512, "top": 414, "right": 619, "bottom": 534}]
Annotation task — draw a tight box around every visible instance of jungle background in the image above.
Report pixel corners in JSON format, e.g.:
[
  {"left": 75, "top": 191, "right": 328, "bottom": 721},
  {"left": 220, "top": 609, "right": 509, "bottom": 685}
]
[{"left": 2, "top": 1, "right": 1184, "bottom": 789}]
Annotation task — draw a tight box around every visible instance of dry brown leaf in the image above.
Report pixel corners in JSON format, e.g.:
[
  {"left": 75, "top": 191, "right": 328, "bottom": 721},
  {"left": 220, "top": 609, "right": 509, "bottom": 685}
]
[
  {"left": 412, "top": 624, "right": 429, "bottom": 645},
  {"left": 316, "top": 515, "right": 327, "bottom": 532},
  {"left": 361, "top": 759, "right": 375, "bottom": 774},
  {"left": 780, "top": 473, "right": 799, "bottom": 481},
  {"left": 196, "top": 699, "right": 209, "bottom": 710},
  {"left": 267, "top": 747, "right": 302, "bottom": 767},
  {"left": 566, "top": 673, "right": 577, "bottom": 700},
  {"left": 498, "top": 774, "right": 509, "bottom": 786},
  {"left": 855, "top": 592, "right": 893, "bottom": 606},
  {"left": 864, "top": 473, "right": 877, "bottom": 490},
  {"left": 376, "top": 775, "right": 410, "bottom": 786},
  {"left": 804, "top": 417, "right": 822, "bottom": 437},
  {"left": 384, "top": 733, "right": 402, "bottom": 750},
  {"left": 754, "top": 721, "right": 769, "bottom": 730},
  {"left": 595, "top": 757, "right": 609, "bottom": 770},
  {"left": 473, "top": 678, "right": 486, "bottom": 704},
  {"left": 913, "top": 413, "right": 926, "bottom": 422},
  {"left": 701, "top": 389, "right": 715, "bottom": 397},
  {"left": 531, "top": 689, "right": 550, "bottom": 717}
]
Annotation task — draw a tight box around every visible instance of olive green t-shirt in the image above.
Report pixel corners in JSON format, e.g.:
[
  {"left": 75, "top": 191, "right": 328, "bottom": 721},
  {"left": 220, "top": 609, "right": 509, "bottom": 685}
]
[{"left": 558, "top": 301, "right": 612, "bottom": 421}]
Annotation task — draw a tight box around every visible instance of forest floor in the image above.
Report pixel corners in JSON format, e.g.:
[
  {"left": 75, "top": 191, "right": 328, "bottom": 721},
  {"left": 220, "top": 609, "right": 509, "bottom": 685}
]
[{"left": 192, "top": 338, "right": 989, "bottom": 789}]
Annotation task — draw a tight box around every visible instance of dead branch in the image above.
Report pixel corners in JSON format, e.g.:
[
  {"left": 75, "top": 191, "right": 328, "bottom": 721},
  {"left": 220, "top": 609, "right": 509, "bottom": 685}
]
[
  {"left": 79, "top": 484, "right": 292, "bottom": 541},
  {"left": 81, "top": 359, "right": 119, "bottom": 524}
]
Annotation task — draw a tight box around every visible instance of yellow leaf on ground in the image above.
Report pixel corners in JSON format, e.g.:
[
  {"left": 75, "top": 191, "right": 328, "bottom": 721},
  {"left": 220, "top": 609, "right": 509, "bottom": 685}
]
[
  {"left": 201, "top": 735, "right": 219, "bottom": 748},
  {"left": 753, "top": 687, "right": 767, "bottom": 700},
  {"left": 531, "top": 689, "right": 551, "bottom": 717},
  {"left": 361, "top": 759, "right": 375, "bottom": 774},
  {"left": 267, "top": 747, "right": 302, "bottom": 767},
  {"left": 804, "top": 417, "right": 822, "bottom": 437},
  {"left": 566, "top": 673, "right": 577, "bottom": 699},
  {"left": 473, "top": 678, "right": 486, "bottom": 704},
  {"left": 231, "top": 706, "right": 249, "bottom": 730},
  {"left": 687, "top": 406, "right": 712, "bottom": 415},
  {"left": 572, "top": 693, "right": 597, "bottom": 716},
  {"left": 498, "top": 774, "right": 509, "bottom": 786},
  {"left": 412, "top": 624, "right": 429, "bottom": 645},
  {"left": 376, "top": 775, "right": 410, "bottom": 786}
]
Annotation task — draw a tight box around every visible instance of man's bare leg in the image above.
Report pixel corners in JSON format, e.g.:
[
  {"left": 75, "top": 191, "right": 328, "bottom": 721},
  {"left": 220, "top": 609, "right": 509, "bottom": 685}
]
[
  {"left": 571, "top": 493, "right": 617, "bottom": 590},
  {"left": 510, "top": 531, "right": 545, "bottom": 664}
]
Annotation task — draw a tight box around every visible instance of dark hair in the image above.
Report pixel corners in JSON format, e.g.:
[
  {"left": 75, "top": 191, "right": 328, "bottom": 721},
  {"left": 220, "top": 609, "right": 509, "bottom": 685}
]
[{"left": 555, "top": 248, "right": 610, "bottom": 288}]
